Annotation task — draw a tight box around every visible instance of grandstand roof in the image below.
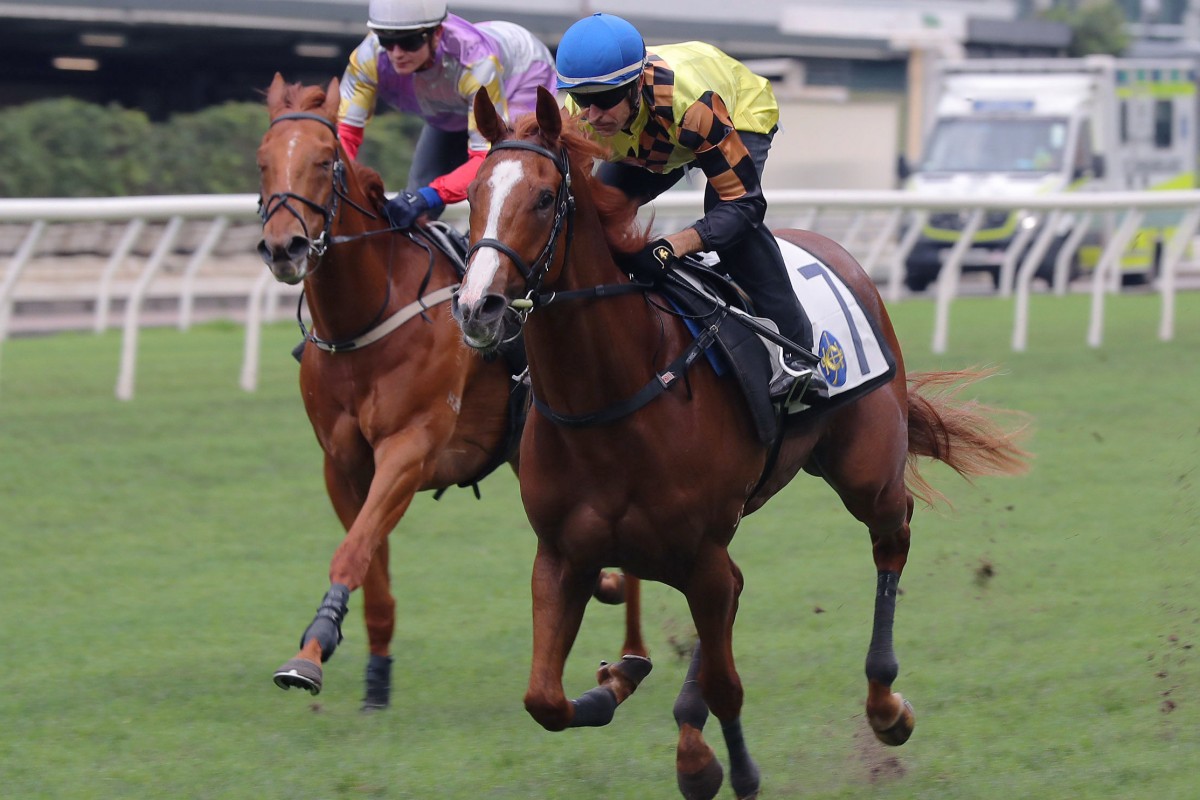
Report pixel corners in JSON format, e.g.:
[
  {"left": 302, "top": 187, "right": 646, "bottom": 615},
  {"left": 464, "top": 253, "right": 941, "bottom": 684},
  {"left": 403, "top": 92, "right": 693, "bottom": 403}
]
[{"left": 1, "top": 1, "right": 1068, "bottom": 116}]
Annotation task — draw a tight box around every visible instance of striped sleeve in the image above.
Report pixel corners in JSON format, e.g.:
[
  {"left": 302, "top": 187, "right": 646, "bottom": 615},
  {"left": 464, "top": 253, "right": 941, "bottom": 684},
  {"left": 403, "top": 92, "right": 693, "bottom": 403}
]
[
  {"left": 680, "top": 92, "right": 767, "bottom": 250},
  {"left": 338, "top": 36, "right": 382, "bottom": 132},
  {"left": 458, "top": 55, "right": 506, "bottom": 153}
]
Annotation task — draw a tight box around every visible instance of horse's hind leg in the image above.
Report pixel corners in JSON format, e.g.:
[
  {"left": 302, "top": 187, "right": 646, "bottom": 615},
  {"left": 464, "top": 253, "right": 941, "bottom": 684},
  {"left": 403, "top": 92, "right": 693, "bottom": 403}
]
[
  {"left": 273, "top": 455, "right": 367, "bottom": 697},
  {"left": 621, "top": 574, "right": 647, "bottom": 658},
  {"left": 818, "top": 402, "right": 916, "bottom": 746},
  {"left": 360, "top": 540, "right": 395, "bottom": 710},
  {"left": 593, "top": 572, "right": 648, "bottom": 659},
  {"left": 673, "top": 643, "right": 723, "bottom": 800},
  {"left": 851, "top": 497, "right": 916, "bottom": 745},
  {"left": 677, "top": 547, "right": 760, "bottom": 800}
]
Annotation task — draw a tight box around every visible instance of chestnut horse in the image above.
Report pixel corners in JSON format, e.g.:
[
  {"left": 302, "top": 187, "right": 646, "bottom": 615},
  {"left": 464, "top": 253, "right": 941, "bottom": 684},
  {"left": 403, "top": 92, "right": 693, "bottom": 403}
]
[
  {"left": 256, "top": 76, "right": 644, "bottom": 709},
  {"left": 453, "top": 87, "right": 1029, "bottom": 798}
]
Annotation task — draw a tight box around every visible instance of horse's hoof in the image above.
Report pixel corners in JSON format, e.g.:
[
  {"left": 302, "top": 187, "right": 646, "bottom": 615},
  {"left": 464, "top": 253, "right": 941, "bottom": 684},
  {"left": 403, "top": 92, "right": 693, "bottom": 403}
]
[
  {"left": 596, "top": 654, "right": 653, "bottom": 704},
  {"left": 274, "top": 658, "right": 323, "bottom": 695},
  {"left": 677, "top": 753, "right": 723, "bottom": 800},
  {"left": 677, "top": 724, "right": 723, "bottom": 800},
  {"left": 362, "top": 654, "right": 392, "bottom": 711},
  {"left": 593, "top": 571, "right": 626, "bottom": 605},
  {"left": 871, "top": 694, "right": 915, "bottom": 746}
]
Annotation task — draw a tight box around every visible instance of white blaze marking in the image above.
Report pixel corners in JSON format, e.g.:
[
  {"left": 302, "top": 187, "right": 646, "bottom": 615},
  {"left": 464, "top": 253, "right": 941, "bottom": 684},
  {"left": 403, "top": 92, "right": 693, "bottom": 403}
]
[{"left": 460, "top": 159, "right": 524, "bottom": 306}]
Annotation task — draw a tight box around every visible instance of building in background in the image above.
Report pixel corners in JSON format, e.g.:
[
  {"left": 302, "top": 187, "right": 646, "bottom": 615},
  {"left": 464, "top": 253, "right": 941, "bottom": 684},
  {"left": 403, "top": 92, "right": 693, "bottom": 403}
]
[{"left": 30, "top": 2, "right": 1200, "bottom": 189}]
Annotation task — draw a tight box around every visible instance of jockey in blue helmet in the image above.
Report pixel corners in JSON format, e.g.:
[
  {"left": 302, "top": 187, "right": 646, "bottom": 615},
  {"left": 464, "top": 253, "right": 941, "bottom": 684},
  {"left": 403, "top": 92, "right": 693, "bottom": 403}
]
[{"left": 557, "top": 13, "right": 827, "bottom": 403}]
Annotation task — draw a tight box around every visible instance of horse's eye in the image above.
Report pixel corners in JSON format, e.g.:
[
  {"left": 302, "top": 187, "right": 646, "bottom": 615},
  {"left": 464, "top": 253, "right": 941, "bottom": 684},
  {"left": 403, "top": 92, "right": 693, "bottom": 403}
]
[{"left": 536, "top": 190, "right": 555, "bottom": 211}]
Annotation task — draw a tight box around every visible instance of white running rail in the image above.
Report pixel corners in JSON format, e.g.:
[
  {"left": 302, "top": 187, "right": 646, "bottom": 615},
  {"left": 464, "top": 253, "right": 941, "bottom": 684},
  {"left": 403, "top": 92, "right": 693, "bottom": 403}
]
[{"left": 1, "top": 189, "right": 1197, "bottom": 398}]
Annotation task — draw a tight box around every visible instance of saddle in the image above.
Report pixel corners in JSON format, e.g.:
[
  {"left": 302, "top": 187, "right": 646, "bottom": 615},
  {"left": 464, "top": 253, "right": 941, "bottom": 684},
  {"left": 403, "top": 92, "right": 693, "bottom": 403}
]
[
  {"left": 656, "top": 260, "right": 780, "bottom": 444},
  {"left": 657, "top": 245, "right": 898, "bottom": 445}
]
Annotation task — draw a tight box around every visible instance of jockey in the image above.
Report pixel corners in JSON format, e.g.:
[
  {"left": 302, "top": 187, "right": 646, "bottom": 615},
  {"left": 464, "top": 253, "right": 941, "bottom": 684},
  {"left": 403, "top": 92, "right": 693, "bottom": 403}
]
[
  {"left": 339, "top": 0, "right": 556, "bottom": 228},
  {"left": 556, "top": 13, "right": 827, "bottom": 403}
]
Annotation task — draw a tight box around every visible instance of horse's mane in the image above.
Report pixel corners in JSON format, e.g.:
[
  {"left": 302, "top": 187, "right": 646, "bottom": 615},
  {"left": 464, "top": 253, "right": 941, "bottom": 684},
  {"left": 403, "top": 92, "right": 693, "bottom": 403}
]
[
  {"left": 269, "top": 80, "right": 387, "bottom": 212},
  {"left": 511, "top": 112, "right": 650, "bottom": 255}
]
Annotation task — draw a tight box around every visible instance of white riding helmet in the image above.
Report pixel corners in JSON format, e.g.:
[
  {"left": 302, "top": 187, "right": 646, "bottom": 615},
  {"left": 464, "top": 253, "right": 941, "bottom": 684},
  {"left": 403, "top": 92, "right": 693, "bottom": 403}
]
[{"left": 367, "top": 0, "right": 448, "bottom": 31}]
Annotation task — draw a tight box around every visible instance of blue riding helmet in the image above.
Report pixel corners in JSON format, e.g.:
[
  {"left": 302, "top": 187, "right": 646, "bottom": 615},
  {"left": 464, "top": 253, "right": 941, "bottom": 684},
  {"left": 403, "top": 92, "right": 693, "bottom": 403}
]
[{"left": 556, "top": 13, "right": 646, "bottom": 93}]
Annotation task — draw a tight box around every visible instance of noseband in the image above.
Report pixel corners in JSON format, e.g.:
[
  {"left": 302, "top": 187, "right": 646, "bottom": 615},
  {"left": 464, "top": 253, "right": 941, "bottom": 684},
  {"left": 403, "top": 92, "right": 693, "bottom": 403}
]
[
  {"left": 466, "top": 140, "right": 575, "bottom": 299},
  {"left": 259, "top": 112, "right": 377, "bottom": 260}
]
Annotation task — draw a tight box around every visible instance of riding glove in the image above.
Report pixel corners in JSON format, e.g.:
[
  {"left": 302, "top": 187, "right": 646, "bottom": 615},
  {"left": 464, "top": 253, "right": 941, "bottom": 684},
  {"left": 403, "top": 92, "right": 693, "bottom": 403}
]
[
  {"left": 383, "top": 187, "right": 444, "bottom": 229},
  {"left": 626, "top": 238, "right": 677, "bottom": 284}
]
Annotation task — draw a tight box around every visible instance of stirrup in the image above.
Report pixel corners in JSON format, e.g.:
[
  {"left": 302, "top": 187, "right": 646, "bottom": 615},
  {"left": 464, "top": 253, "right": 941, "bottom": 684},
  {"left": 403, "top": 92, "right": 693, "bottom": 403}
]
[{"left": 770, "top": 359, "right": 828, "bottom": 405}]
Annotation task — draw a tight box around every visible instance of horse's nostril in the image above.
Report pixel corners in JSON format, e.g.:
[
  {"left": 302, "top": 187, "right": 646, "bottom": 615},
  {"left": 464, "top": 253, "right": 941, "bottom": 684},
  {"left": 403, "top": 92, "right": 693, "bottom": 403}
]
[
  {"left": 286, "top": 236, "right": 311, "bottom": 262},
  {"left": 478, "top": 294, "right": 509, "bottom": 324}
]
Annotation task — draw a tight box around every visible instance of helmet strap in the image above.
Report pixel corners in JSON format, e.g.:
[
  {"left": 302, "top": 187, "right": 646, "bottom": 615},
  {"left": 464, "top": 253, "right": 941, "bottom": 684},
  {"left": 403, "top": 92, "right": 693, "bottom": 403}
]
[
  {"left": 625, "top": 76, "right": 643, "bottom": 125},
  {"left": 415, "top": 26, "right": 442, "bottom": 71}
]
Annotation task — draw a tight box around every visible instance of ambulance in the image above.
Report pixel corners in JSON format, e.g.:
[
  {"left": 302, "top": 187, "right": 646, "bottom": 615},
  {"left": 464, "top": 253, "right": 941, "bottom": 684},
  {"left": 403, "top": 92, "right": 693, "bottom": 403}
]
[{"left": 899, "top": 56, "right": 1197, "bottom": 291}]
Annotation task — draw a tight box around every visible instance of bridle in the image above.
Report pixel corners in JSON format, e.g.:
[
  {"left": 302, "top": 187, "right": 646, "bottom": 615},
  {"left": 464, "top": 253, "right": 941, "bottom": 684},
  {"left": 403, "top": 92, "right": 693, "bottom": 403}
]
[
  {"left": 260, "top": 110, "right": 447, "bottom": 353},
  {"left": 258, "top": 111, "right": 378, "bottom": 261},
  {"left": 465, "top": 139, "right": 576, "bottom": 305}
]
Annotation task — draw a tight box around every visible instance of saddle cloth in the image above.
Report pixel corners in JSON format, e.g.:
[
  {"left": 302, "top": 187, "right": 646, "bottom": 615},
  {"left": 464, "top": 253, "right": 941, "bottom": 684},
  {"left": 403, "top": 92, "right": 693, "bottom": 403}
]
[
  {"left": 672, "top": 237, "right": 896, "bottom": 441},
  {"left": 772, "top": 237, "right": 896, "bottom": 412}
]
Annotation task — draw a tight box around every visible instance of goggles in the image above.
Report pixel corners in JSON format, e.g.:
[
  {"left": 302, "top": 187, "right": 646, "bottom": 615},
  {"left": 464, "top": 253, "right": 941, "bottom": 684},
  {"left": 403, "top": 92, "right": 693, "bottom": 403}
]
[
  {"left": 568, "top": 84, "right": 632, "bottom": 111},
  {"left": 377, "top": 30, "right": 431, "bottom": 52}
]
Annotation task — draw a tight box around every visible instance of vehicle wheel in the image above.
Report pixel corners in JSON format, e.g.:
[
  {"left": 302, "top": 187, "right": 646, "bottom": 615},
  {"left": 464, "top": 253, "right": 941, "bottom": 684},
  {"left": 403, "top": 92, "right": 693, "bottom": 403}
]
[
  {"left": 1121, "top": 241, "right": 1161, "bottom": 287},
  {"left": 904, "top": 243, "right": 941, "bottom": 292},
  {"left": 1037, "top": 235, "right": 1082, "bottom": 287}
]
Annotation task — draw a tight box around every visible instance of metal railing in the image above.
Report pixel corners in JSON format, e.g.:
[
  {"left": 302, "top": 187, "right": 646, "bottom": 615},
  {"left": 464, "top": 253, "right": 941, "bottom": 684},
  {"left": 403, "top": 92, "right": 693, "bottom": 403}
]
[{"left": 1, "top": 188, "right": 1196, "bottom": 399}]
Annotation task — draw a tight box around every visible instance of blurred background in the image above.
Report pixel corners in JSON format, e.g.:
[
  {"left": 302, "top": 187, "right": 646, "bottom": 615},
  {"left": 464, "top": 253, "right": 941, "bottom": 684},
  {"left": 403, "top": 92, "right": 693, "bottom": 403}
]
[{"left": 6, "top": 1, "right": 1198, "bottom": 193}]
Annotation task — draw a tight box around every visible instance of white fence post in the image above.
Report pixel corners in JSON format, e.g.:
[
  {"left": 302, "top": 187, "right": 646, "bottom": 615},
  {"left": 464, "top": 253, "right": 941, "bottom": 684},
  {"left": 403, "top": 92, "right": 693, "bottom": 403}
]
[
  {"left": 1088, "top": 209, "right": 1144, "bottom": 348},
  {"left": 932, "top": 208, "right": 984, "bottom": 354},
  {"left": 178, "top": 216, "right": 230, "bottom": 331},
  {"left": 0, "top": 220, "right": 48, "bottom": 388},
  {"left": 1157, "top": 207, "right": 1200, "bottom": 342},
  {"left": 240, "top": 269, "right": 278, "bottom": 393},
  {"left": 95, "top": 218, "right": 147, "bottom": 334},
  {"left": 115, "top": 216, "right": 184, "bottom": 401}
]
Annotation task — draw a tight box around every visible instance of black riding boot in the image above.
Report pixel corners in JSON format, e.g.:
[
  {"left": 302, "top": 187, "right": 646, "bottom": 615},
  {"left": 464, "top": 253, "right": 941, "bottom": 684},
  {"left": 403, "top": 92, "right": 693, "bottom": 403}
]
[{"left": 718, "top": 228, "right": 828, "bottom": 403}]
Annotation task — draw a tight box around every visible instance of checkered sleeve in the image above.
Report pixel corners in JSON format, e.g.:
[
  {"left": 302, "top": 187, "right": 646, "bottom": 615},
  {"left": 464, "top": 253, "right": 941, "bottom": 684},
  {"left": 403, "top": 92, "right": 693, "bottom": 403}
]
[{"left": 679, "top": 92, "right": 767, "bottom": 251}]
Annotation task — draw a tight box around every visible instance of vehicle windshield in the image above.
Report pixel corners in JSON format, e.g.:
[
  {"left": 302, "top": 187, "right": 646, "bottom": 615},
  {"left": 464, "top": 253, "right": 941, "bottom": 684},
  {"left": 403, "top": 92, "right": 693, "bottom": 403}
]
[{"left": 921, "top": 117, "right": 1068, "bottom": 173}]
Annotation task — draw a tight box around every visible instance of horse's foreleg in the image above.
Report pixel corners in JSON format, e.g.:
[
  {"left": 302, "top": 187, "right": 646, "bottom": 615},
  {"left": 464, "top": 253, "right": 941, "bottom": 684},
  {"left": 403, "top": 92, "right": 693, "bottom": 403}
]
[
  {"left": 273, "top": 582, "right": 350, "bottom": 694},
  {"left": 524, "top": 543, "right": 591, "bottom": 730},
  {"left": 864, "top": 492, "right": 915, "bottom": 745},
  {"left": 360, "top": 539, "right": 395, "bottom": 710},
  {"left": 274, "top": 436, "right": 425, "bottom": 698},
  {"left": 680, "top": 549, "right": 760, "bottom": 800}
]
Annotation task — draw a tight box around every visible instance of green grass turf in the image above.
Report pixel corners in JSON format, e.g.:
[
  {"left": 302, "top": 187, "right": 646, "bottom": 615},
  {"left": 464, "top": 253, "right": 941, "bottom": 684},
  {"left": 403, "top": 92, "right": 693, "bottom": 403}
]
[{"left": 0, "top": 290, "right": 1196, "bottom": 798}]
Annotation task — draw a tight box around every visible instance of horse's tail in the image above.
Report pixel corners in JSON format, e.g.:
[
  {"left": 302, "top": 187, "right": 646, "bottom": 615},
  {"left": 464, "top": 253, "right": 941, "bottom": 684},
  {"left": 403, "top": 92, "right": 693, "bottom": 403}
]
[{"left": 905, "top": 367, "right": 1032, "bottom": 507}]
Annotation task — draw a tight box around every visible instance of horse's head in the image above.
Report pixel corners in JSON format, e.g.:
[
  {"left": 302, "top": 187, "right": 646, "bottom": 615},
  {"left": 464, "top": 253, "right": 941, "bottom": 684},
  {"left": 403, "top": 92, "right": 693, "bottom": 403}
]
[
  {"left": 453, "top": 86, "right": 573, "bottom": 353},
  {"left": 256, "top": 73, "right": 346, "bottom": 285}
]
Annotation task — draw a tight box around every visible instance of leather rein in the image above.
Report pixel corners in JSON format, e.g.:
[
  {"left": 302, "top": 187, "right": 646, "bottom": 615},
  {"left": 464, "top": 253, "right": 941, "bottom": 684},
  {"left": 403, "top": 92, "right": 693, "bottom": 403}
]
[
  {"left": 260, "top": 111, "right": 448, "bottom": 353},
  {"left": 467, "top": 138, "right": 714, "bottom": 427}
]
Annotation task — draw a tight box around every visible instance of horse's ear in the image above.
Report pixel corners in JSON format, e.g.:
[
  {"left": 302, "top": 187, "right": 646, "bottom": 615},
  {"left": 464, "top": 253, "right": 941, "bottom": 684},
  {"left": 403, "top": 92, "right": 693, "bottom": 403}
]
[
  {"left": 535, "top": 86, "right": 561, "bottom": 142},
  {"left": 474, "top": 88, "right": 509, "bottom": 144},
  {"left": 267, "top": 73, "right": 287, "bottom": 117},
  {"left": 324, "top": 77, "right": 341, "bottom": 120}
]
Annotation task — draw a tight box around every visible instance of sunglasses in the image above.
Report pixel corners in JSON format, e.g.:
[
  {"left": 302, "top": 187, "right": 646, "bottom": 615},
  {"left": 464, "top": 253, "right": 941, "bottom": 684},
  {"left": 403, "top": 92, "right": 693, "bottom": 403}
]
[
  {"left": 377, "top": 31, "right": 430, "bottom": 52},
  {"left": 568, "top": 85, "right": 631, "bottom": 111}
]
